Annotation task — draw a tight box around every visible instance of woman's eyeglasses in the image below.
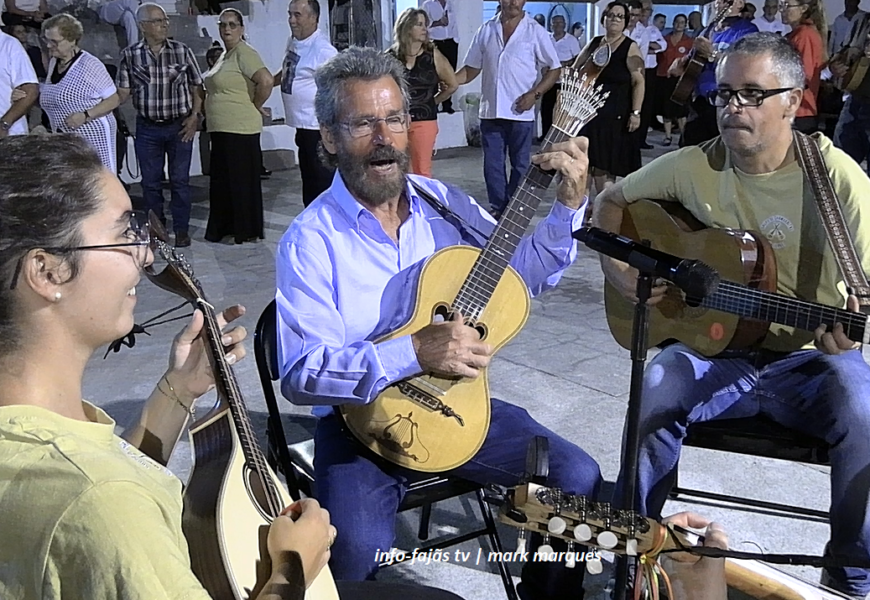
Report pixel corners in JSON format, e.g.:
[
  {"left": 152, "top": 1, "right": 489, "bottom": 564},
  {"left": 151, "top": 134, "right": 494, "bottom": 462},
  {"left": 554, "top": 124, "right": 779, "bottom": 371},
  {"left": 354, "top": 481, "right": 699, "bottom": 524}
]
[
  {"left": 218, "top": 21, "right": 241, "bottom": 29},
  {"left": 604, "top": 12, "right": 626, "bottom": 20}
]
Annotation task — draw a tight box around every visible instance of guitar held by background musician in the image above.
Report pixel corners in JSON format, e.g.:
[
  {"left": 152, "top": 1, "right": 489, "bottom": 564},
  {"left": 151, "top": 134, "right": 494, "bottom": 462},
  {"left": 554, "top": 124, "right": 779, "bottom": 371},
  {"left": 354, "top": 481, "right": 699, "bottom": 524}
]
[{"left": 594, "top": 33, "right": 870, "bottom": 600}]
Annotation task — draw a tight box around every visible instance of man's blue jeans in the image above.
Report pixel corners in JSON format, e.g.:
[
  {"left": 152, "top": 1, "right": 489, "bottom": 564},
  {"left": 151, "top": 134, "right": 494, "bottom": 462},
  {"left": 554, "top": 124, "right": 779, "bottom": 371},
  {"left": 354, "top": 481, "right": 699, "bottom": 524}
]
[
  {"left": 480, "top": 118, "right": 535, "bottom": 214},
  {"left": 315, "top": 398, "right": 602, "bottom": 595},
  {"left": 618, "top": 344, "right": 870, "bottom": 597},
  {"left": 135, "top": 117, "right": 193, "bottom": 233},
  {"left": 834, "top": 95, "right": 870, "bottom": 174}
]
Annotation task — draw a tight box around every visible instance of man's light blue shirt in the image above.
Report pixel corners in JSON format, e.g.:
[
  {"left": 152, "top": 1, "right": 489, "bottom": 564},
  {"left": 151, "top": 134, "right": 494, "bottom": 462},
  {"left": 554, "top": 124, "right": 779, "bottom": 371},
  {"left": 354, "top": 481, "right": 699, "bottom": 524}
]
[{"left": 276, "top": 172, "right": 586, "bottom": 416}]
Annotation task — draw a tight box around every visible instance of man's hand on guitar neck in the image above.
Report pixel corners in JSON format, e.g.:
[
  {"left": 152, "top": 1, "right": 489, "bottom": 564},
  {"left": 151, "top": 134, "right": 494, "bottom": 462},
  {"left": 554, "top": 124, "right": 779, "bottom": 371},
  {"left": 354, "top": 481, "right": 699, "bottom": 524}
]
[
  {"left": 815, "top": 294, "right": 863, "bottom": 355},
  {"left": 412, "top": 310, "right": 493, "bottom": 379},
  {"left": 692, "top": 36, "right": 715, "bottom": 61},
  {"left": 530, "top": 137, "right": 590, "bottom": 210}
]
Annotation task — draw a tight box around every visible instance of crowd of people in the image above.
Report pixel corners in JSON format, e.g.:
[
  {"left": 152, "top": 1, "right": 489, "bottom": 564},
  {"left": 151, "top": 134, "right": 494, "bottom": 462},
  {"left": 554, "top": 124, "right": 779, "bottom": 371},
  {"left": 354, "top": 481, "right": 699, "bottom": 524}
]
[{"left": 5, "top": 0, "right": 870, "bottom": 599}]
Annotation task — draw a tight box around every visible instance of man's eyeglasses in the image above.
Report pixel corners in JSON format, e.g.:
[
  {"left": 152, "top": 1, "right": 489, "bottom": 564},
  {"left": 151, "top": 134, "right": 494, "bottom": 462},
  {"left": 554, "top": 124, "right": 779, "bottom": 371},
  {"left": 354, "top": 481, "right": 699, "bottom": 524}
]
[
  {"left": 142, "top": 17, "right": 170, "bottom": 25},
  {"left": 8, "top": 211, "right": 151, "bottom": 290},
  {"left": 604, "top": 12, "right": 626, "bottom": 20},
  {"left": 338, "top": 114, "right": 409, "bottom": 138},
  {"left": 707, "top": 87, "right": 794, "bottom": 108}
]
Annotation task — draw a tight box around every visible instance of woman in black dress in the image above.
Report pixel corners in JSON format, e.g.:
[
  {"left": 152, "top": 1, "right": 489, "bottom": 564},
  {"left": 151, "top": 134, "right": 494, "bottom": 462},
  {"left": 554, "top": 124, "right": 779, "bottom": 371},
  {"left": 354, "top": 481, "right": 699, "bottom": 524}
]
[{"left": 575, "top": 1, "right": 645, "bottom": 196}]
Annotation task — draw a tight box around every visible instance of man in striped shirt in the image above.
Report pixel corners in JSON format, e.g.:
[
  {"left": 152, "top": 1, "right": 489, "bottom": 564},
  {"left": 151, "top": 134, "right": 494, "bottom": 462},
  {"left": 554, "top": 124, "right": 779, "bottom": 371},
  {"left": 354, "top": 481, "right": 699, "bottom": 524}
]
[{"left": 116, "top": 3, "right": 203, "bottom": 248}]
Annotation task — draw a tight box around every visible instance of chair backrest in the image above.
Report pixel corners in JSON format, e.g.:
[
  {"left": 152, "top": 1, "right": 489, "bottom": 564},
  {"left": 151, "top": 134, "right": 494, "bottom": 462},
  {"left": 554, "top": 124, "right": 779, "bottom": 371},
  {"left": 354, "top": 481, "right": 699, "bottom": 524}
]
[{"left": 254, "top": 299, "right": 304, "bottom": 497}]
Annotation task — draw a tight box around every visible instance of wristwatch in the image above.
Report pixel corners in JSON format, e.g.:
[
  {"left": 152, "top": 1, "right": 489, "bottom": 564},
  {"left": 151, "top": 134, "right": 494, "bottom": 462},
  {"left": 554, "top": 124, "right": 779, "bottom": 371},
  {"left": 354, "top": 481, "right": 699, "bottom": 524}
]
[
  {"left": 83, "top": 109, "right": 91, "bottom": 121},
  {"left": 0, "top": 120, "right": 11, "bottom": 131},
  {"left": 534, "top": 91, "right": 542, "bottom": 100}
]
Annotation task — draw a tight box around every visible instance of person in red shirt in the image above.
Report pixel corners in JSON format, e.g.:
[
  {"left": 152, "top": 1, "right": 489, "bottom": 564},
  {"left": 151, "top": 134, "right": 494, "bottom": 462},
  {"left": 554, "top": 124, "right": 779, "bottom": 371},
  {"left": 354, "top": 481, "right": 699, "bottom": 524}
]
[
  {"left": 783, "top": 0, "right": 827, "bottom": 132},
  {"left": 656, "top": 13, "right": 694, "bottom": 145}
]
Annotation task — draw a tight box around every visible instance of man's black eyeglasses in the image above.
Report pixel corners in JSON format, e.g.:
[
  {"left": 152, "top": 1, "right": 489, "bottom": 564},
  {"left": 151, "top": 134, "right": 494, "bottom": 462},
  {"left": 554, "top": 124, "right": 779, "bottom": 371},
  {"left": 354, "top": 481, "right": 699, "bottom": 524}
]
[
  {"left": 8, "top": 210, "right": 150, "bottom": 290},
  {"left": 706, "top": 87, "right": 794, "bottom": 108}
]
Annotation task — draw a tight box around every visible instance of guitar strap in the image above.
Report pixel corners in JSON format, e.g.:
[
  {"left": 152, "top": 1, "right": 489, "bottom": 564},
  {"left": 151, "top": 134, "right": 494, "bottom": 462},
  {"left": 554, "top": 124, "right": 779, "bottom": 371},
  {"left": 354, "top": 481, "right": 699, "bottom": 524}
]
[
  {"left": 793, "top": 131, "right": 870, "bottom": 305},
  {"left": 409, "top": 180, "right": 490, "bottom": 248}
]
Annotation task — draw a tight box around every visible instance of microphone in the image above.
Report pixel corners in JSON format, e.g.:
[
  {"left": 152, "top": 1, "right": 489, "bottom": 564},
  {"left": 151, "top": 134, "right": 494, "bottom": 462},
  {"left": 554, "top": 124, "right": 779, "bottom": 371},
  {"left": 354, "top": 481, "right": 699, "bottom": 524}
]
[{"left": 573, "top": 227, "right": 720, "bottom": 299}]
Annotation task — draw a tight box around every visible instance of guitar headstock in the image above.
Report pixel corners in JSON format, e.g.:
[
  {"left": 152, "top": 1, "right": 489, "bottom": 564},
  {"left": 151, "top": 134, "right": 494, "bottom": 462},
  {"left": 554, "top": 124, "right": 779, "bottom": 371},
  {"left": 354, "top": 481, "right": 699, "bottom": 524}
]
[
  {"left": 554, "top": 67, "right": 610, "bottom": 138},
  {"left": 711, "top": 0, "right": 737, "bottom": 29},
  {"left": 143, "top": 211, "right": 207, "bottom": 305},
  {"left": 499, "top": 483, "right": 700, "bottom": 561}
]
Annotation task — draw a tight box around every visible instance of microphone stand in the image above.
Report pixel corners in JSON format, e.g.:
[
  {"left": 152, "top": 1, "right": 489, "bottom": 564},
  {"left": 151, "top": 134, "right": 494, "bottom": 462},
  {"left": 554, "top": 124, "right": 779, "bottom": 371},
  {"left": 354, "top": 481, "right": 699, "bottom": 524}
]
[{"left": 613, "top": 245, "right": 654, "bottom": 600}]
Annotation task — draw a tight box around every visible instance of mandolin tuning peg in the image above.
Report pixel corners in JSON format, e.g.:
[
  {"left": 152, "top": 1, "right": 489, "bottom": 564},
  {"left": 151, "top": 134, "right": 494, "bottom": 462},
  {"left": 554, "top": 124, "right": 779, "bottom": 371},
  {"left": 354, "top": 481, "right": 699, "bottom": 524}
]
[
  {"left": 537, "top": 534, "right": 554, "bottom": 558},
  {"left": 516, "top": 529, "right": 527, "bottom": 554},
  {"left": 548, "top": 515, "right": 567, "bottom": 535},
  {"left": 587, "top": 556, "right": 604, "bottom": 575},
  {"left": 626, "top": 539, "right": 638, "bottom": 556},
  {"left": 574, "top": 523, "right": 593, "bottom": 542},
  {"left": 597, "top": 530, "right": 619, "bottom": 549},
  {"left": 566, "top": 542, "right": 576, "bottom": 569}
]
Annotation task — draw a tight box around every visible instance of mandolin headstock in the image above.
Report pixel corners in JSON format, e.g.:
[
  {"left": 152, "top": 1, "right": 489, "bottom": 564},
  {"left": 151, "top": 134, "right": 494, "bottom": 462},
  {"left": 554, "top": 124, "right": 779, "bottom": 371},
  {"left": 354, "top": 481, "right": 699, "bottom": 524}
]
[{"left": 143, "top": 211, "right": 207, "bottom": 306}]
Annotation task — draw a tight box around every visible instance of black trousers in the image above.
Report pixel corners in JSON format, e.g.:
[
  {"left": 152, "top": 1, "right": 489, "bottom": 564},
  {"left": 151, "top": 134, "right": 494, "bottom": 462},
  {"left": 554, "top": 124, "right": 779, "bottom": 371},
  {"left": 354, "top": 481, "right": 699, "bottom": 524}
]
[
  {"left": 541, "top": 83, "right": 560, "bottom": 138},
  {"left": 639, "top": 67, "right": 658, "bottom": 143},
  {"left": 434, "top": 38, "right": 459, "bottom": 111},
  {"left": 206, "top": 132, "right": 264, "bottom": 244},
  {"left": 3, "top": 12, "right": 51, "bottom": 28},
  {"left": 336, "top": 581, "right": 464, "bottom": 600},
  {"left": 295, "top": 128, "right": 335, "bottom": 207},
  {"left": 680, "top": 96, "right": 719, "bottom": 147}
]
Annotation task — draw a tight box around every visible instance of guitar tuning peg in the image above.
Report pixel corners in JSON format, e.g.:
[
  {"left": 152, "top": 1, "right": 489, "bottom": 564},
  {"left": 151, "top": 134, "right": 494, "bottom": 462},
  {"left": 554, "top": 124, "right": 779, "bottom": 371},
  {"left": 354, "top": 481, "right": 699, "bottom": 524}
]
[
  {"left": 566, "top": 542, "right": 576, "bottom": 569},
  {"left": 516, "top": 529, "right": 527, "bottom": 554},
  {"left": 537, "top": 534, "right": 554, "bottom": 559},
  {"left": 548, "top": 515, "right": 567, "bottom": 535},
  {"left": 626, "top": 538, "right": 638, "bottom": 556},
  {"left": 574, "top": 523, "right": 593, "bottom": 542},
  {"left": 597, "top": 530, "right": 619, "bottom": 549},
  {"left": 587, "top": 555, "right": 604, "bottom": 575}
]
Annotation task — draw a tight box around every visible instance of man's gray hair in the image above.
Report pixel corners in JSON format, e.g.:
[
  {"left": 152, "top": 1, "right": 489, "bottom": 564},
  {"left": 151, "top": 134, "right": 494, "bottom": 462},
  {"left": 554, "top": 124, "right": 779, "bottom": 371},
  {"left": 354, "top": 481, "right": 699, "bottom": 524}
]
[
  {"left": 136, "top": 2, "right": 166, "bottom": 22},
  {"left": 716, "top": 32, "right": 806, "bottom": 90},
  {"left": 314, "top": 46, "right": 410, "bottom": 129}
]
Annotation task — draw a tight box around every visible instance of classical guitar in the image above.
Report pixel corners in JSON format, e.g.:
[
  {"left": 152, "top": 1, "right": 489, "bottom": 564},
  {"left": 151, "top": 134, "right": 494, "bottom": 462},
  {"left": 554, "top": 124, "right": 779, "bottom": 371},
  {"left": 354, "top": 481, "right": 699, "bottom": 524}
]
[
  {"left": 338, "top": 67, "right": 609, "bottom": 473},
  {"left": 603, "top": 200, "right": 869, "bottom": 357},
  {"left": 499, "top": 482, "right": 850, "bottom": 600},
  {"left": 670, "top": 0, "right": 736, "bottom": 106},
  {"left": 144, "top": 217, "right": 339, "bottom": 600}
]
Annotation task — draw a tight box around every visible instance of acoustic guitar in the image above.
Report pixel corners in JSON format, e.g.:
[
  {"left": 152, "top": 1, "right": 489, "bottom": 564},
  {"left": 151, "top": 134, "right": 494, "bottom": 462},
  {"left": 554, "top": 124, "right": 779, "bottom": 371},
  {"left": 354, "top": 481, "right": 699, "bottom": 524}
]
[
  {"left": 144, "top": 218, "right": 339, "bottom": 600},
  {"left": 338, "top": 66, "right": 609, "bottom": 473},
  {"left": 603, "top": 200, "right": 869, "bottom": 356},
  {"left": 499, "top": 482, "right": 850, "bottom": 600},
  {"left": 670, "top": 0, "right": 736, "bottom": 106}
]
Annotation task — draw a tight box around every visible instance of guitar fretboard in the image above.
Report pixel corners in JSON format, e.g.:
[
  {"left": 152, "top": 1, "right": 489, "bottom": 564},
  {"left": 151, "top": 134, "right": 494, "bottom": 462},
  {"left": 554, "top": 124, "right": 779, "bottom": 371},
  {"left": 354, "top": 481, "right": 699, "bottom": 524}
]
[
  {"left": 453, "top": 127, "right": 572, "bottom": 318},
  {"left": 696, "top": 281, "right": 869, "bottom": 343}
]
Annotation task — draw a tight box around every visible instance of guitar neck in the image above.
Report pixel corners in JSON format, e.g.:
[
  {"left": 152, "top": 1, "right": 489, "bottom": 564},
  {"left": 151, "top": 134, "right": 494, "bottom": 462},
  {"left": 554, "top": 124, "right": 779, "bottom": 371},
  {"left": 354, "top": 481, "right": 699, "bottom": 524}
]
[
  {"left": 453, "top": 127, "right": 571, "bottom": 317},
  {"left": 700, "top": 281, "right": 869, "bottom": 344}
]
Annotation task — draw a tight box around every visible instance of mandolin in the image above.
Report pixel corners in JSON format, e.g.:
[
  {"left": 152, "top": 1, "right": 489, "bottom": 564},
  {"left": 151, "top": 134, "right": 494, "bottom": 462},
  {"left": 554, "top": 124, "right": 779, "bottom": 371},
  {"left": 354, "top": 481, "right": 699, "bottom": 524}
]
[
  {"left": 499, "top": 482, "right": 850, "bottom": 600},
  {"left": 338, "top": 66, "right": 609, "bottom": 473},
  {"left": 603, "top": 200, "right": 869, "bottom": 356},
  {"left": 144, "top": 217, "right": 339, "bottom": 600},
  {"left": 670, "top": 0, "right": 736, "bottom": 106}
]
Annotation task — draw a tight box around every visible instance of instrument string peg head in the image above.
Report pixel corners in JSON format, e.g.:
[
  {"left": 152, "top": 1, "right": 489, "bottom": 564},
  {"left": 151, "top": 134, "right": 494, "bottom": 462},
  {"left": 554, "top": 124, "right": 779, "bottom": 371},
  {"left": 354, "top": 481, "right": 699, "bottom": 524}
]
[
  {"left": 574, "top": 523, "right": 593, "bottom": 542},
  {"left": 516, "top": 528, "right": 527, "bottom": 554},
  {"left": 597, "top": 530, "right": 619, "bottom": 549},
  {"left": 548, "top": 515, "right": 568, "bottom": 535},
  {"left": 586, "top": 555, "right": 604, "bottom": 575},
  {"left": 566, "top": 541, "right": 576, "bottom": 569},
  {"left": 626, "top": 538, "right": 639, "bottom": 556}
]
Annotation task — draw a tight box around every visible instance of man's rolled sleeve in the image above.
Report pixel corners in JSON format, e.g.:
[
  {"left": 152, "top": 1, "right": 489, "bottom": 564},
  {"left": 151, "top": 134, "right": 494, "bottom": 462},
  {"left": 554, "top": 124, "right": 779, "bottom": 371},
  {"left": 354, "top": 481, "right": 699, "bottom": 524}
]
[{"left": 375, "top": 335, "right": 423, "bottom": 384}]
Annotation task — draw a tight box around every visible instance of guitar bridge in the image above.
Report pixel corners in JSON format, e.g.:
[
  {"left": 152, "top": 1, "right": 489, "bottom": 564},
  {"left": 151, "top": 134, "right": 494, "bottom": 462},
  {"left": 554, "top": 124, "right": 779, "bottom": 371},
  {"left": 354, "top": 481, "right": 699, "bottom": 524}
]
[{"left": 396, "top": 382, "right": 465, "bottom": 426}]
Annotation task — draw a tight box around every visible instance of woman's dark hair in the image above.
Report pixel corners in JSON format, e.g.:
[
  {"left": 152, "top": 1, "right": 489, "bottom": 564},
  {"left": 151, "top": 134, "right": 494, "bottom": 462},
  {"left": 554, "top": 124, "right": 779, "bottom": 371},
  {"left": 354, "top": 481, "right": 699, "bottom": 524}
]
[
  {"left": 0, "top": 135, "right": 105, "bottom": 354},
  {"left": 601, "top": 1, "right": 630, "bottom": 26}
]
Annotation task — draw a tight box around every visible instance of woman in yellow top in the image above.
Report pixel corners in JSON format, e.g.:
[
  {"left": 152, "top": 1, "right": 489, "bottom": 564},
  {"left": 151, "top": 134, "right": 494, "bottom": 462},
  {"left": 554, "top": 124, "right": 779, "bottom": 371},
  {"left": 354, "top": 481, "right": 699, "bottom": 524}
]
[{"left": 203, "top": 8, "right": 273, "bottom": 245}]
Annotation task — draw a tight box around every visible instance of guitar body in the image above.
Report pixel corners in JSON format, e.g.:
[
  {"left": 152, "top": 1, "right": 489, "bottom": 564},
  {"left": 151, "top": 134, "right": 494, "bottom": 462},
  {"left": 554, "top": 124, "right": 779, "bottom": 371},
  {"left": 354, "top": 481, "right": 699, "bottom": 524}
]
[
  {"left": 183, "top": 410, "right": 339, "bottom": 600},
  {"left": 670, "top": 54, "right": 707, "bottom": 106},
  {"left": 843, "top": 56, "right": 870, "bottom": 92},
  {"left": 604, "top": 200, "right": 778, "bottom": 356},
  {"left": 339, "top": 246, "right": 530, "bottom": 472}
]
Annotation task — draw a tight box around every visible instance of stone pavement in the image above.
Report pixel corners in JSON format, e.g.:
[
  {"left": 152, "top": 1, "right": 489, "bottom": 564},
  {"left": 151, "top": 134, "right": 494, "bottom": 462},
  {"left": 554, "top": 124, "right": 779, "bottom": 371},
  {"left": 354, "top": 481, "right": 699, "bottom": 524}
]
[{"left": 87, "top": 129, "right": 832, "bottom": 599}]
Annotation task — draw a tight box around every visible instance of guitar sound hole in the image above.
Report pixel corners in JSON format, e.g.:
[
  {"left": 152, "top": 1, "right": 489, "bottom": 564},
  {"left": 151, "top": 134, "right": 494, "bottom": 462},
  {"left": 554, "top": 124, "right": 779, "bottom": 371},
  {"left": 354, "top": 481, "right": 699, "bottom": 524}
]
[{"left": 432, "top": 303, "right": 488, "bottom": 340}]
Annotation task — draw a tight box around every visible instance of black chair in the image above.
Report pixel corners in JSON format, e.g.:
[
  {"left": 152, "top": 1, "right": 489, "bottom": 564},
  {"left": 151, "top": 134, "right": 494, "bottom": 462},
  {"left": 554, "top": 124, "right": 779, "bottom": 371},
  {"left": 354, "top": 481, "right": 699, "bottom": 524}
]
[
  {"left": 669, "top": 416, "right": 830, "bottom": 521},
  {"left": 253, "top": 300, "right": 518, "bottom": 599}
]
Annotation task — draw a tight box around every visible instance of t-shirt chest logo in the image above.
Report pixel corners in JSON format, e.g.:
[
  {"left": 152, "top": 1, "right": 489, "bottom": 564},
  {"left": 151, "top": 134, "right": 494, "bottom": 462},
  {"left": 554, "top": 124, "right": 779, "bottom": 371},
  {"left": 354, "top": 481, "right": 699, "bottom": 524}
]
[{"left": 760, "top": 215, "right": 795, "bottom": 250}]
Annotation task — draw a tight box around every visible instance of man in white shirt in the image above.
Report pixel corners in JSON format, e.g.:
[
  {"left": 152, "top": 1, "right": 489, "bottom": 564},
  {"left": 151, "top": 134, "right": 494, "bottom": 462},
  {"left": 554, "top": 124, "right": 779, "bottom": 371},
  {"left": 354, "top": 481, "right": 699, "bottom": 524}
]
[
  {"left": 830, "top": 0, "right": 867, "bottom": 56},
  {"left": 455, "top": 0, "right": 561, "bottom": 217},
  {"left": 752, "top": 0, "right": 790, "bottom": 34},
  {"left": 422, "top": 0, "right": 459, "bottom": 113},
  {"left": 629, "top": 1, "right": 667, "bottom": 148},
  {"left": 272, "top": 0, "right": 337, "bottom": 206},
  {"left": 98, "top": 0, "right": 141, "bottom": 49},
  {"left": 541, "top": 15, "right": 580, "bottom": 135},
  {"left": 0, "top": 30, "right": 38, "bottom": 138}
]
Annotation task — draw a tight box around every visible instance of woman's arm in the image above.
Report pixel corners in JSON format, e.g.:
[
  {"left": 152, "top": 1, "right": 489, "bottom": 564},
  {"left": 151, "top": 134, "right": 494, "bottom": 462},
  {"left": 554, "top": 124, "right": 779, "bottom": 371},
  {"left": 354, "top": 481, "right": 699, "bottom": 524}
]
[
  {"left": 65, "top": 93, "right": 121, "bottom": 130},
  {"left": 627, "top": 42, "right": 645, "bottom": 132},
  {"left": 433, "top": 47, "right": 458, "bottom": 106},
  {"left": 251, "top": 67, "right": 274, "bottom": 112}
]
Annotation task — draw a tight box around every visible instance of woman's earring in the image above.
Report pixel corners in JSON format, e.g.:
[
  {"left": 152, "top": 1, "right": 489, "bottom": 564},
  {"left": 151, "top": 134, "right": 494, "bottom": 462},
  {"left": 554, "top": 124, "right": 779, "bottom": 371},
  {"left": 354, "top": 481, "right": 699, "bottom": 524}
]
[{"left": 54, "top": 292, "right": 62, "bottom": 301}]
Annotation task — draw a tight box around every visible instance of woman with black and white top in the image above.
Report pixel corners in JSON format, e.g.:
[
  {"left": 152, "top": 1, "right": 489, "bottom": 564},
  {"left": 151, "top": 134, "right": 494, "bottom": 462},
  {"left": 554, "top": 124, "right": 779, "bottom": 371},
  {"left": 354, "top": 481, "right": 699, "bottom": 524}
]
[{"left": 38, "top": 14, "right": 119, "bottom": 172}]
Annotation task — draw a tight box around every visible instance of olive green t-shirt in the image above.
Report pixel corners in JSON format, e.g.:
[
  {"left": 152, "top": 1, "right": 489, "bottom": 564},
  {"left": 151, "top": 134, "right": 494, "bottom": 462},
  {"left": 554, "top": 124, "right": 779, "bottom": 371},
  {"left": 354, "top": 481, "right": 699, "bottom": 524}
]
[
  {"left": 204, "top": 41, "right": 267, "bottom": 135},
  {"left": 621, "top": 133, "right": 870, "bottom": 352},
  {"left": 0, "top": 402, "right": 211, "bottom": 600}
]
